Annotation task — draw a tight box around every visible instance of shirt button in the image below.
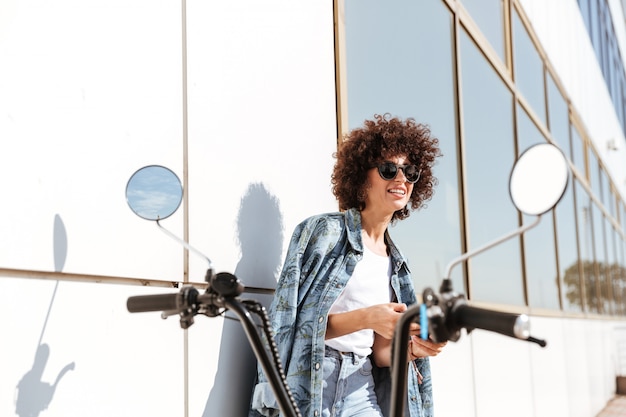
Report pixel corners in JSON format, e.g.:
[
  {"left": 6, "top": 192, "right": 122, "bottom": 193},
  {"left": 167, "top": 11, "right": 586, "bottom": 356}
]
[
  {"left": 315, "top": 362, "right": 320, "bottom": 370},
  {"left": 411, "top": 396, "right": 417, "bottom": 402},
  {"left": 314, "top": 411, "right": 319, "bottom": 416},
  {"left": 318, "top": 316, "right": 324, "bottom": 323}
]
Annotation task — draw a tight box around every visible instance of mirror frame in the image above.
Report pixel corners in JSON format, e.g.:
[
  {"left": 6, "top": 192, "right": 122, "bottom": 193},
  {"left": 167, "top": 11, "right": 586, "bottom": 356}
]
[
  {"left": 508, "top": 143, "right": 569, "bottom": 216},
  {"left": 125, "top": 165, "right": 183, "bottom": 221}
]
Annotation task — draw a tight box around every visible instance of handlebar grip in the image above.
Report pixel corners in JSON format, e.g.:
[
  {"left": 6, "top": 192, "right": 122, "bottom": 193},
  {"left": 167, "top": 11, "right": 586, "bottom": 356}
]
[
  {"left": 127, "top": 293, "right": 180, "bottom": 313},
  {"left": 450, "top": 303, "right": 530, "bottom": 340}
]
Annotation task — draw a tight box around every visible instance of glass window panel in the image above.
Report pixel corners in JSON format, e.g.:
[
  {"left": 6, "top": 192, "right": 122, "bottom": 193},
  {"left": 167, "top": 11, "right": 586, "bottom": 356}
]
[
  {"left": 570, "top": 125, "right": 586, "bottom": 176},
  {"left": 512, "top": 9, "right": 546, "bottom": 127},
  {"left": 460, "top": 29, "right": 523, "bottom": 305},
  {"left": 582, "top": 202, "right": 604, "bottom": 314},
  {"left": 602, "top": 7, "right": 612, "bottom": 75},
  {"left": 619, "top": 236, "right": 626, "bottom": 314},
  {"left": 516, "top": 105, "right": 544, "bottom": 151},
  {"left": 601, "top": 27, "right": 610, "bottom": 80},
  {"left": 611, "top": 184, "right": 617, "bottom": 219},
  {"left": 620, "top": 201, "right": 626, "bottom": 235},
  {"left": 620, "top": 202, "right": 626, "bottom": 235},
  {"left": 609, "top": 224, "right": 619, "bottom": 315},
  {"left": 608, "top": 186, "right": 615, "bottom": 219},
  {"left": 588, "top": 151, "right": 604, "bottom": 199},
  {"left": 592, "top": 204, "right": 609, "bottom": 314},
  {"left": 576, "top": 0, "right": 626, "bottom": 138},
  {"left": 523, "top": 211, "right": 560, "bottom": 309},
  {"left": 576, "top": 182, "right": 596, "bottom": 313},
  {"left": 589, "top": 149, "right": 600, "bottom": 199},
  {"left": 612, "top": 56, "right": 622, "bottom": 125},
  {"left": 557, "top": 174, "right": 583, "bottom": 312},
  {"left": 516, "top": 105, "right": 559, "bottom": 309},
  {"left": 602, "top": 170, "right": 615, "bottom": 218},
  {"left": 589, "top": 0, "right": 601, "bottom": 54},
  {"left": 344, "top": 0, "right": 449, "bottom": 126},
  {"left": 615, "top": 70, "right": 626, "bottom": 129},
  {"left": 597, "top": 166, "right": 607, "bottom": 211},
  {"left": 547, "top": 73, "right": 571, "bottom": 157},
  {"left": 460, "top": 0, "right": 505, "bottom": 62},
  {"left": 578, "top": 0, "right": 592, "bottom": 35},
  {"left": 343, "top": 0, "right": 462, "bottom": 295}
]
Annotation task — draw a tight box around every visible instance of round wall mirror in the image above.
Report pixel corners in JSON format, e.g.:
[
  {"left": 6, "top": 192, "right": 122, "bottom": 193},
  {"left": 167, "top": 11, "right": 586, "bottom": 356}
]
[
  {"left": 509, "top": 143, "right": 569, "bottom": 216},
  {"left": 125, "top": 165, "right": 183, "bottom": 221}
]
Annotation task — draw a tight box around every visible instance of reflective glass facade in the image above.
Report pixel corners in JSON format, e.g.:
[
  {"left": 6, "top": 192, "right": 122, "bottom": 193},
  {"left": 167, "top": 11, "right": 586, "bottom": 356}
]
[
  {"left": 338, "top": 0, "right": 626, "bottom": 316},
  {"left": 578, "top": 0, "right": 626, "bottom": 134}
]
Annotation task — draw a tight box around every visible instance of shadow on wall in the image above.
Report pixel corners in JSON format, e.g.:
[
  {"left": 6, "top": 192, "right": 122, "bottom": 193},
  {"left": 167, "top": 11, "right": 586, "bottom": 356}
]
[
  {"left": 203, "top": 183, "right": 284, "bottom": 417},
  {"left": 14, "top": 215, "right": 75, "bottom": 417},
  {"left": 15, "top": 344, "right": 75, "bottom": 417},
  {"left": 53, "top": 214, "right": 67, "bottom": 273}
]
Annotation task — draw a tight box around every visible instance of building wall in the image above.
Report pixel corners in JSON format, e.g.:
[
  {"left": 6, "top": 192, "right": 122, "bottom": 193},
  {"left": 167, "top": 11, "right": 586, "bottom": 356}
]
[
  {"left": 521, "top": 0, "right": 626, "bottom": 201},
  {"left": 1, "top": 1, "right": 625, "bottom": 417},
  {"left": 338, "top": 1, "right": 626, "bottom": 417},
  {"left": 0, "top": 1, "right": 337, "bottom": 416}
]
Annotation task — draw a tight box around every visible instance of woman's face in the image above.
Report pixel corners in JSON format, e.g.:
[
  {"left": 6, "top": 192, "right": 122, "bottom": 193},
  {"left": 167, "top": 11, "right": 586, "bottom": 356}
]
[{"left": 364, "top": 155, "right": 414, "bottom": 216}]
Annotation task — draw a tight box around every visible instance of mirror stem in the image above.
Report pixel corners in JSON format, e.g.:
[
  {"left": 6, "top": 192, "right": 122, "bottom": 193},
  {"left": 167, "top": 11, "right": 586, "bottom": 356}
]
[
  {"left": 443, "top": 215, "right": 541, "bottom": 280},
  {"left": 156, "top": 220, "right": 213, "bottom": 268}
]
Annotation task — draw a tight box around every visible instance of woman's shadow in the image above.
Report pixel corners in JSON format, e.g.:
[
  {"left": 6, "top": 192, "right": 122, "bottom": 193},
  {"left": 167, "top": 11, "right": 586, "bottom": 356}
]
[
  {"left": 15, "top": 344, "right": 75, "bottom": 417},
  {"left": 202, "top": 182, "right": 283, "bottom": 417},
  {"left": 14, "top": 215, "right": 75, "bottom": 417}
]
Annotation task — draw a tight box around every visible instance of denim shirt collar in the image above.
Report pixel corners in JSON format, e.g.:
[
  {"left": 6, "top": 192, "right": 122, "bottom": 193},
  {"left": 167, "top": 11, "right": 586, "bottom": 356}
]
[
  {"left": 343, "top": 208, "right": 363, "bottom": 253},
  {"left": 343, "top": 207, "right": 409, "bottom": 275}
]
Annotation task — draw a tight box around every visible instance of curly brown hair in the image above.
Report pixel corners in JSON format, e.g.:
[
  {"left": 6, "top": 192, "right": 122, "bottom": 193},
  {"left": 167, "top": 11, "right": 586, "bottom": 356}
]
[{"left": 331, "top": 113, "right": 442, "bottom": 222}]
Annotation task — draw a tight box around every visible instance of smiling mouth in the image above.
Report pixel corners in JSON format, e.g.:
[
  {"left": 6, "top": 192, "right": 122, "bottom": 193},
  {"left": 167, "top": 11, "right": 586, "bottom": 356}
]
[{"left": 388, "top": 188, "right": 406, "bottom": 196}]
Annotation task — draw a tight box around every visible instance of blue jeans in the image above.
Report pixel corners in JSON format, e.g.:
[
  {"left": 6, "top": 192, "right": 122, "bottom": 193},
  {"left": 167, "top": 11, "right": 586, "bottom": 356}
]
[{"left": 322, "top": 345, "right": 383, "bottom": 417}]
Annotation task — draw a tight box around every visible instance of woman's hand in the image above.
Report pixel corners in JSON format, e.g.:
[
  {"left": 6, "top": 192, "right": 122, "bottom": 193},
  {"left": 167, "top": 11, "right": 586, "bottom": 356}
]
[
  {"left": 325, "top": 302, "right": 418, "bottom": 340},
  {"left": 408, "top": 335, "right": 447, "bottom": 360},
  {"left": 366, "top": 302, "right": 419, "bottom": 339},
  {"left": 372, "top": 332, "right": 447, "bottom": 368}
]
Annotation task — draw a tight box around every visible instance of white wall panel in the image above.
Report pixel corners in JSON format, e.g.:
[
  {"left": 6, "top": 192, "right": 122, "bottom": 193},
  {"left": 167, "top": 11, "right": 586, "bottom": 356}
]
[
  {"left": 0, "top": 278, "right": 184, "bottom": 417},
  {"left": 0, "top": 0, "right": 185, "bottom": 280},
  {"left": 471, "top": 330, "right": 534, "bottom": 417},
  {"left": 430, "top": 332, "right": 476, "bottom": 417},
  {"left": 182, "top": 0, "right": 338, "bottom": 414},
  {"left": 529, "top": 316, "right": 571, "bottom": 417},
  {"left": 1, "top": 0, "right": 337, "bottom": 413}
]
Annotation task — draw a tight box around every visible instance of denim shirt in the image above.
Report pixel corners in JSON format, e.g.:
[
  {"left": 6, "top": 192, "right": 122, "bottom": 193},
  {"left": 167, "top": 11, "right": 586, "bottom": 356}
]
[{"left": 249, "top": 208, "right": 433, "bottom": 417}]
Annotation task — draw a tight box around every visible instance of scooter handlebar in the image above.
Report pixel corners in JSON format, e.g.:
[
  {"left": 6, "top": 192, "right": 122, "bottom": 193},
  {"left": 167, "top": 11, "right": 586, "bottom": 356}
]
[
  {"left": 127, "top": 292, "right": 182, "bottom": 313},
  {"left": 449, "top": 303, "right": 530, "bottom": 340}
]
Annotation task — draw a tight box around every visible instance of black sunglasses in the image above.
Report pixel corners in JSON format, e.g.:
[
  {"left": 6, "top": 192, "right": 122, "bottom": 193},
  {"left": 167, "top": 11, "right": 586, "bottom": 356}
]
[{"left": 377, "top": 161, "right": 421, "bottom": 184}]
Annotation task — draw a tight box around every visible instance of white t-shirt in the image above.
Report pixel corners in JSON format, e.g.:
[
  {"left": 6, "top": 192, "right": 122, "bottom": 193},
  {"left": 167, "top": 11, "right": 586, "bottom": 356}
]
[{"left": 325, "top": 245, "right": 392, "bottom": 357}]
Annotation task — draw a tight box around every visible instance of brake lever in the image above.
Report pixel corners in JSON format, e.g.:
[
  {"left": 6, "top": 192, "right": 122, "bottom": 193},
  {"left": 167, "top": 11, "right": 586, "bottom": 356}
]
[{"left": 160, "top": 309, "right": 179, "bottom": 319}]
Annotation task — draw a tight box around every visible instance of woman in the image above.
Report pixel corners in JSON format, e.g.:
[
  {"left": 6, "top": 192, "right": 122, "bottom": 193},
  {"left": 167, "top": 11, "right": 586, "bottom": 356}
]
[{"left": 250, "top": 114, "right": 446, "bottom": 417}]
